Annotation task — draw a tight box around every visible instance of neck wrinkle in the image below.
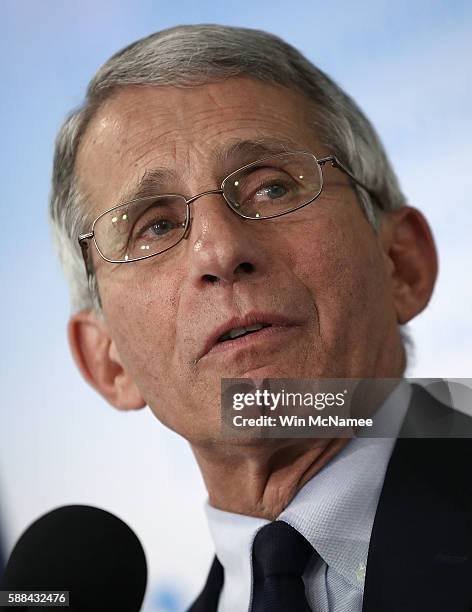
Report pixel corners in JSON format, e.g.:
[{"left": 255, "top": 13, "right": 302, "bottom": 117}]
[{"left": 192, "top": 437, "right": 350, "bottom": 520}]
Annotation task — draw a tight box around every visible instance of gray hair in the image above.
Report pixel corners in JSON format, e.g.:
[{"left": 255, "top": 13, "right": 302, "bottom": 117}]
[{"left": 49, "top": 24, "right": 407, "bottom": 315}]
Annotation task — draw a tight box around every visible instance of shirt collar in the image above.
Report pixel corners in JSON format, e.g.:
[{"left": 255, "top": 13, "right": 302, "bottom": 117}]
[
  {"left": 279, "top": 380, "right": 411, "bottom": 587},
  {"left": 205, "top": 505, "right": 269, "bottom": 611}
]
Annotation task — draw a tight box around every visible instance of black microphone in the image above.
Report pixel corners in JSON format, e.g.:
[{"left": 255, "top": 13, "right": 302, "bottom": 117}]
[{"left": 1, "top": 505, "right": 147, "bottom": 611}]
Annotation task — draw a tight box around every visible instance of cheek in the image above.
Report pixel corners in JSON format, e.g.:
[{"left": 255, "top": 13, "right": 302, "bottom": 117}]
[
  {"left": 99, "top": 271, "right": 179, "bottom": 396},
  {"left": 289, "top": 214, "right": 390, "bottom": 333}
]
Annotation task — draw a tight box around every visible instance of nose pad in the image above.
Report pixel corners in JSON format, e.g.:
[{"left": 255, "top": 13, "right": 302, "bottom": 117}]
[{"left": 182, "top": 217, "right": 192, "bottom": 240}]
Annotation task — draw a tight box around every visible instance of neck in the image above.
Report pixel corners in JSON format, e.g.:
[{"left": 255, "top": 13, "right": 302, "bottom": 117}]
[{"left": 191, "top": 437, "right": 349, "bottom": 520}]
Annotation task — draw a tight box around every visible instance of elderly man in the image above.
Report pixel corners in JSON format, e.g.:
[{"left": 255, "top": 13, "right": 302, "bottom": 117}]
[{"left": 49, "top": 25, "right": 471, "bottom": 612}]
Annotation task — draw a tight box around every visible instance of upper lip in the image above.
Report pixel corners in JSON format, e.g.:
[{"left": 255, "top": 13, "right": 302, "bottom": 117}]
[{"left": 197, "top": 312, "right": 298, "bottom": 360}]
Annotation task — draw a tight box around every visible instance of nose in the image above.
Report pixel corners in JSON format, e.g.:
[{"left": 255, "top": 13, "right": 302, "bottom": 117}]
[{"left": 186, "top": 193, "right": 269, "bottom": 287}]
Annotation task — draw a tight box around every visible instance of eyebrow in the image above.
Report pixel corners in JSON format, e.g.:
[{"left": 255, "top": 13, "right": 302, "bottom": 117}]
[
  {"left": 217, "top": 136, "right": 303, "bottom": 167},
  {"left": 120, "top": 167, "right": 178, "bottom": 203},
  {"left": 119, "top": 136, "right": 304, "bottom": 203}
]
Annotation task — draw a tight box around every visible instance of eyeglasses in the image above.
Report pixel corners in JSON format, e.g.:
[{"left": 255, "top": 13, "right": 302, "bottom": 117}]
[{"left": 78, "top": 151, "right": 377, "bottom": 268}]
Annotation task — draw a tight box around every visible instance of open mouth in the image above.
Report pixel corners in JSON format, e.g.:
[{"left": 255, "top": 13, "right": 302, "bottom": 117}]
[
  {"left": 217, "top": 323, "right": 272, "bottom": 343},
  {"left": 197, "top": 314, "right": 298, "bottom": 362}
]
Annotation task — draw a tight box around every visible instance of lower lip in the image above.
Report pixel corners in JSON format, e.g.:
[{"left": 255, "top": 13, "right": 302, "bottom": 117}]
[{"left": 202, "top": 325, "right": 299, "bottom": 358}]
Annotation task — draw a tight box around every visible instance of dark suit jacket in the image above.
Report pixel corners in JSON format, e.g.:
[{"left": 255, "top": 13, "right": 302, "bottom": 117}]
[{"left": 189, "top": 384, "right": 472, "bottom": 611}]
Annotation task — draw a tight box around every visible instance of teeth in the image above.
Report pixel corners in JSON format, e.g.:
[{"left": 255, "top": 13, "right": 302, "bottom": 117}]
[
  {"left": 229, "top": 328, "right": 245, "bottom": 339},
  {"left": 230, "top": 324, "right": 262, "bottom": 339},
  {"left": 245, "top": 324, "right": 265, "bottom": 332},
  {"left": 221, "top": 323, "right": 266, "bottom": 342}
]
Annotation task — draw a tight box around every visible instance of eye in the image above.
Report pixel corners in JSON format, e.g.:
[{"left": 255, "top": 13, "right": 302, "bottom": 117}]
[
  {"left": 131, "top": 199, "right": 186, "bottom": 241},
  {"left": 149, "top": 219, "right": 178, "bottom": 236},
  {"left": 257, "top": 183, "right": 288, "bottom": 200}
]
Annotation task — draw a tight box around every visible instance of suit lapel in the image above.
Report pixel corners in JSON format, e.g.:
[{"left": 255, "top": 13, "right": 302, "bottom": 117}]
[{"left": 363, "top": 384, "right": 472, "bottom": 611}]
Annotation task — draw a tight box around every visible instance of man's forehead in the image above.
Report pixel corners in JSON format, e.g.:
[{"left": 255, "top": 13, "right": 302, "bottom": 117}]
[
  {"left": 76, "top": 78, "right": 321, "bottom": 212},
  {"left": 119, "top": 135, "right": 309, "bottom": 203}
]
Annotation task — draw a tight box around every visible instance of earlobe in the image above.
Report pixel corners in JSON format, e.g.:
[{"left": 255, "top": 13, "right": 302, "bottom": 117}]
[
  {"left": 381, "top": 206, "right": 438, "bottom": 324},
  {"left": 67, "top": 310, "right": 146, "bottom": 411}
]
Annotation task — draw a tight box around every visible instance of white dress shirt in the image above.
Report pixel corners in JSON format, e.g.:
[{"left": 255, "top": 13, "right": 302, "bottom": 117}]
[{"left": 205, "top": 381, "right": 411, "bottom": 612}]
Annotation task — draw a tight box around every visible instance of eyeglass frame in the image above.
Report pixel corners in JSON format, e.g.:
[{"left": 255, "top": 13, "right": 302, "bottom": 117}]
[{"left": 78, "top": 152, "right": 379, "bottom": 273}]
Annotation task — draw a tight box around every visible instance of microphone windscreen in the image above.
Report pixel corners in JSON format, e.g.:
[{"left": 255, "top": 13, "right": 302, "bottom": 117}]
[{"left": 1, "top": 505, "right": 147, "bottom": 611}]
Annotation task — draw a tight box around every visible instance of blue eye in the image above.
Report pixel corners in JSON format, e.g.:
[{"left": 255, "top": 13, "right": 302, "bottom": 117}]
[
  {"left": 150, "top": 219, "right": 176, "bottom": 236},
  {"left": 261, "top": 184, "right": 288, "bottom": 199},
  {"left": 267, "top": 185, "right": 287, "bottom": 199}
]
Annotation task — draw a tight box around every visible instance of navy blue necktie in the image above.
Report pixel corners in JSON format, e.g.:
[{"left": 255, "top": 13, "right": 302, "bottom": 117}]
[{"left": 250, "top": 520, "right": 315, "bottom": 611}]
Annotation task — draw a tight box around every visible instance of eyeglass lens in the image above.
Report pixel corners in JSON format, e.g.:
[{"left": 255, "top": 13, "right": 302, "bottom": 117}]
[{"left": 93, "top": 152, "right": 322, "bottom": 262}]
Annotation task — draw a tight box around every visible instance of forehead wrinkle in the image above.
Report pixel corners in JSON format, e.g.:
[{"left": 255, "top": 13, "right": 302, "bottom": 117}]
[
  {"left": 120, "top": 135, "right": 311, "bottom": 204},
  {"left": 121, "top": 126, "right": 184, "bottom": 165},
  {"left": 192, "top": 112, "right": 303, "bottom": 142},
  {"left": 119, "top": 167, "right": 178, "bottom": 203},
  {"left": 214, "top": 136, "right": 304, "bottom": 167},
  {"left": 79, "top": 81, "right": 321, "bottom": 213}
]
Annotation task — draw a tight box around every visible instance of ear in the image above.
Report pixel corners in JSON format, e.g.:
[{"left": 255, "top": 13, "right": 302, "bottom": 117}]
[
  {"left": 68, "top": 310, "right": 146, "bottom": 411},
  {"left": 379, "top": 206, "right": 438, "bottom": 324}
]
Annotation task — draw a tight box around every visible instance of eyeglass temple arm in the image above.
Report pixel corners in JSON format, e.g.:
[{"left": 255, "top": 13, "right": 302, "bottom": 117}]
[
  {"left": 78, "top": 232, "right": 94, "bottom": 278},
  {"left": 318, "top": 155, "right": 383, "bottom": 210}
]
